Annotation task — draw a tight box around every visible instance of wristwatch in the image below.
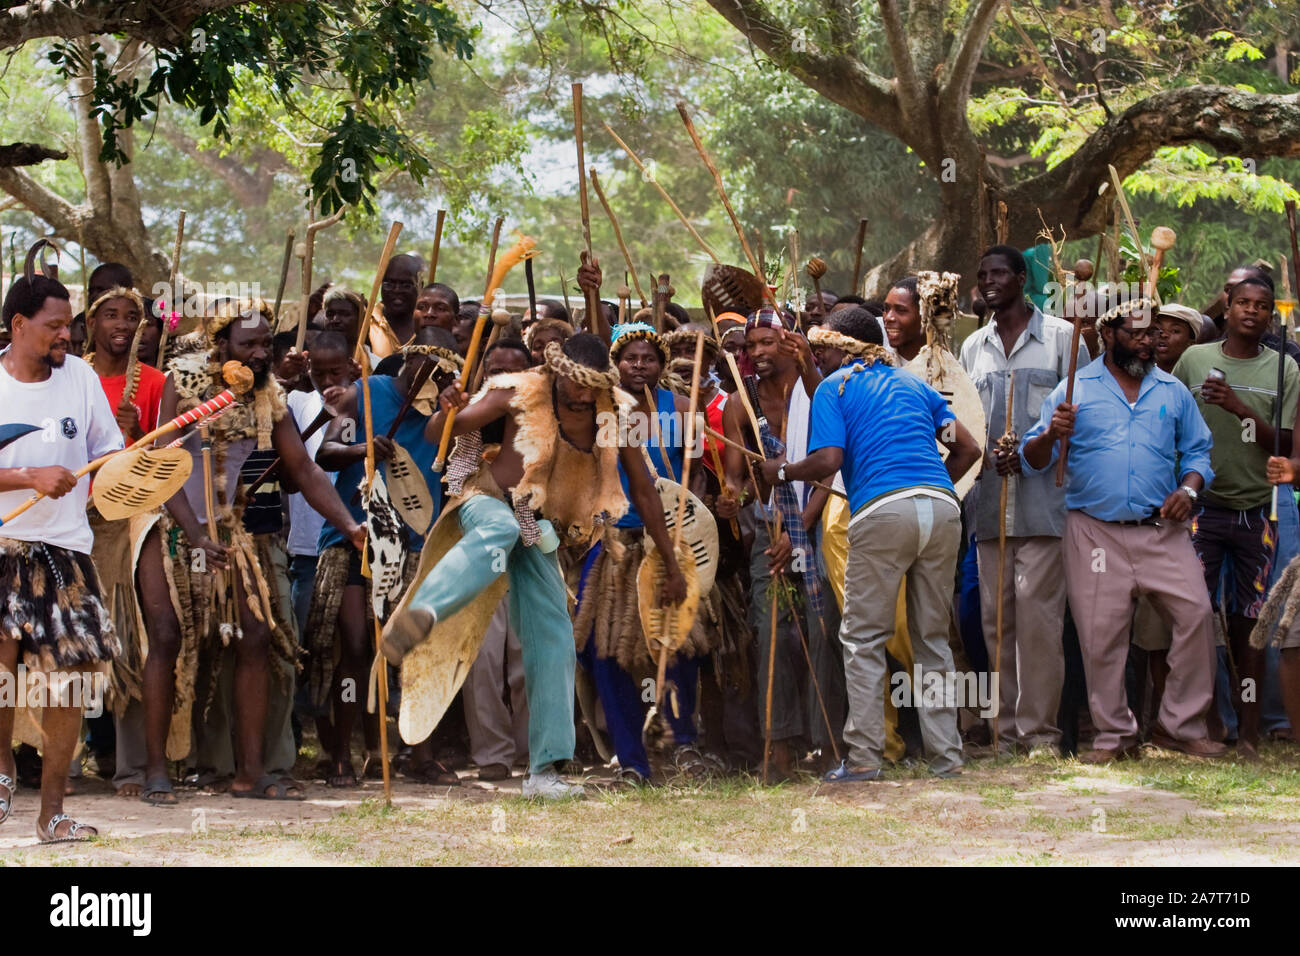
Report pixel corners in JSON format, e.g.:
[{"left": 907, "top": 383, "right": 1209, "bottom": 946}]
[
  {"left": 777, "top": 463, "right": 789, "bottom": 483},
  {"left": 1180, "top": 485, "right": 1199, "bottom": 502}
]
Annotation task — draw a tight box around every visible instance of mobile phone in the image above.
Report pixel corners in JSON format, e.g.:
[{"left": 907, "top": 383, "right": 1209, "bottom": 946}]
[{"left": 1206, "top": 367, "right": 1226, "bottom": 383}]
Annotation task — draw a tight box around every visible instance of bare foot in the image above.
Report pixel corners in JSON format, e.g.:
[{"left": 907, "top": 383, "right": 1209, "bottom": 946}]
[{"left": 116, "top": 782, "right": 142, "bottom": 797}]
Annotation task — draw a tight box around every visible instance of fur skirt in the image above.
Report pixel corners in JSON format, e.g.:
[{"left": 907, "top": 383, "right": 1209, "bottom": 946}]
[
  {"left": 572, "top": 526, "right": 720, "bottom": 674},
  {"left": 0, "top": 537, "right": 119, "bottom": 673}
]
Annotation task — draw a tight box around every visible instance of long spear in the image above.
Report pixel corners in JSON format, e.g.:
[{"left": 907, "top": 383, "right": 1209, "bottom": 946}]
[
  {"left": 271, "top": 229, "right": 295, "bottom": 325},
  {"left": 851, "top": 218, "right": 869, "bottom": 294}
]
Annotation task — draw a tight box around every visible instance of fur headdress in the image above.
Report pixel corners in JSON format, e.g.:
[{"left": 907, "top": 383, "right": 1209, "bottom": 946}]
[
  {"left": 809, "top": 325, "right": 896, "bottom": 367},
  {"left": 661, "top": 327, "right": 720, "bottom": 363},
  {"left": 544, "top": 340, "right": 621, "bottom": 391},
  {"left": 524, "top": 317, "right": 575, "bottom": 352}
]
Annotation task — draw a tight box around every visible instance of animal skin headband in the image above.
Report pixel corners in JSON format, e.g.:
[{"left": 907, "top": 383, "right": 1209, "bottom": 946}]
[
  {"left": 808, "top": 325, "right": 896, "bottom": 366},
  {"left": 543, "top": 340, "right": 621, "bottom": 390}
]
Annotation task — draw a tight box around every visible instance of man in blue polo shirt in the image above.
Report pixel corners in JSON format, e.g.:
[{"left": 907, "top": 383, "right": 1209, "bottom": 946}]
[
  {"left": 760, "top": 308, "right": 981, "bottom": 781},
  {"left": 1022, "top": 294, "right": 1228, "bottom": 762}
]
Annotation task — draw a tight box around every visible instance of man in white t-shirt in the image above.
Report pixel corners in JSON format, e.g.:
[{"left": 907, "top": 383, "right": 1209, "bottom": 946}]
[{"left": 0, "top": 272, "right": 123, "bottom": 842}]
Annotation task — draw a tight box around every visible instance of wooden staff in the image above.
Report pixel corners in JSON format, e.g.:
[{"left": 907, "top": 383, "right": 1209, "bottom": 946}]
[
  {"left": 995, "top": 201, "right": 1009, "bottom": 245},
  {"left": 1147, "top": 227, "right": 1176, "bottom": 302},
  {"left": 433, "top": 217, "right": 503, "bottom": 471},
  {"left": 993, "top": 371, "right": 1014, "bottom": 749},
  {"left": 604, "top": 123, "right": 721, "bottom": 263},
  {"left": 754, "top": 229, "right": 767, "bottom": 279},
  {"left": 1278, "top": 200, "right": 1300, "bottom": 521},
  {"left": 245, "top": 406, "right": 332, "bottom": 495},
  {"left": 272, "top": 229, "right": 295, "bottom": 325},
  {"left": 589, "top": 167, "right": 646, "bottom": 307},
  {"left": 851, "top": 218, "right": 869, "bottom": 294},
  {"left": 295, "top": 207, "right": 346, "bottom": 353},
  {"left": 156, "top": 210, "right": 186, "bottom": 362},
  {"left": 1106, "top": 165, "right": 1151, "bottom": 277},
  {"left": 788, "top": 230, "right": 803, "bottom": 330},
  {"left": 429, "top": 209, "right": 446, "bottom": 284},
  {"left": 653, "top": 332, "right": 707, "bottom": 715},
  {"left": 357, "top": 349, "right": 393, "bottom": 805},
  {"left": 653, "top": 273, "right": 670, "bottom": 332},
  {"left": 469, "top": 219, "right": 507, "bottom": 392},
  {"left": 572, "top": 83, "right": 605, "bottom": 331},
  {"left": 558, "top": 265, "right": 572, "bottom": 320},
  {"left": 703, "top": 425, "right": 846, "bottom": 500},
  {"left": 1056, "top": 311, "right": 1083, "bottom": 488},
  {"left": 762, "top": 586, "right": 778, "bottom": 783},
  {"left": 354, "top": 222, "right": 405, "bottom": 365},
  {"left": 675, "top": 101, "right": 772, "bottom": 306}
]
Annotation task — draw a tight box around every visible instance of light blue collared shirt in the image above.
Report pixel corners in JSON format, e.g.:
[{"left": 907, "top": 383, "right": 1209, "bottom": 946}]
[{"left": 1019, "top": 356, "right": 1214, "bottom": 522}]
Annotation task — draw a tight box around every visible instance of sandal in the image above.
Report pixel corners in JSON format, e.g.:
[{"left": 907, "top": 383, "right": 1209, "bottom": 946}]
[
  {"left": 141, "top": 777, "right": 178, "bottom": 807},
  {"left": 0, "top": 773, "right": 13, "bottom": 824},
  {"left": 38, "top": 813, "right": 98, "bottom": 844},
  {"left": 231, "top": 774, "right": 306, "bottom": 801},
  {"left": 672, "top": 745, "right": 710, "bottom": 779},
  {"left": 610, "top": 767, "right": 649, "bottom": 789}
]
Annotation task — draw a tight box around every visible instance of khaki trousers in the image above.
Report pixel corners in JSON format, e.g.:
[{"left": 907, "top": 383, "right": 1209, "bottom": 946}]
[
  {"left": 1064, "top": 512, "right": 1215, "bottom": 749},
  {"left": 977, "top": 536, "right": 1066, "bottom": 747}
]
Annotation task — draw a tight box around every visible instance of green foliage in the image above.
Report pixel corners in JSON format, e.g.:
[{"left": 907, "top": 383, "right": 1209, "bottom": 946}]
[{"left": 48, "top": 1, "right": 476, "bottom": 214}]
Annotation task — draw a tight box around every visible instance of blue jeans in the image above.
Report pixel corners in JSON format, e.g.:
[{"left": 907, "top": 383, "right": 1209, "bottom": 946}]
[{"left": 406, "top": 494, "right": 576, "bottom": 773}]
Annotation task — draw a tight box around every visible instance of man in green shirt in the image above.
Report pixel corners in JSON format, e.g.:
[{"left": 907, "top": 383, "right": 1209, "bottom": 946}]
[{"left": 1173, "top": 273, "right": 1300, "bottom": 756}]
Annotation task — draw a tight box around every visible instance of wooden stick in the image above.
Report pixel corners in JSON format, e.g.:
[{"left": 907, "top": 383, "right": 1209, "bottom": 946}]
[
  {"left": 754, "top": 228, "right": 767, "bottom": 280},
  {"left": 295, "top": 207, "right": 346, "bottom": 353},
  {"left": 572, "top": 83, "right": 605, "bottom": 332},
  {"left": 156, "top": 210, "right": 186, "bottom": 362},
  {"left": 653, "top": 273, "right": 670, "bottom": 332},
  {"left": 703, "top": 425, "right": 845, "bottom": 499},
  {"left": 434, "top": 217, "right": 503, "bottom": 471},
  {"left": 429, "top": 209, "right": 446, "bottom": 284},
  {"left": 525, "top": 255, "right": 538, "bottom": 325},
  {"left": 604, "top": 123, "right": 721, "bottom": 264},
  {"left": 1056, "top": 315, "right": 1083, "bottom": 488},
  {"left": 589, "top": 168, "right": 646, "bottom": 307},
  {"left": 762, "top": 587, "right": 778, "bottom": 783},
  {"left": 1277, "top": 200, "right": 1300, "bottom": 521},
  {"left": 994, "top": 371, "right": 1014, "bottom": 749},
  {"left": 357, "top": 350, "right": 393, "bottom": 805},
  {"left": 272, "top": 229, "right": 295, "bottom": 325},
  {"left": 558, "top": 266, "right": 572, "bottom": 321},
  {"left": 788, "top": 230, "right": 803, "bottom": 331},
  {"left": 995, "top": 201, "right": 1009, "bottom": 245},
  {"left": 1107, "top": 165, "right": 1151, "bottom": 277},
  {"left": 653, "top": 332, "right": 707, "bottom": 708},
  {"left": 851, "top": 218, "right": 869, "bottom": 294},
  {"left": 354, "top": 222, "right": 405, "bottom": 365},
  {"left": 675, "top": 101, "right": 771, "bottom": 305}
]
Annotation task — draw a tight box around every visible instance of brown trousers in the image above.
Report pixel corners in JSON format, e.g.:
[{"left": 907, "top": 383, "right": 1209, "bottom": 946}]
[{"left": 1064, "top": 512, "right": 1215, "bottom": 749}]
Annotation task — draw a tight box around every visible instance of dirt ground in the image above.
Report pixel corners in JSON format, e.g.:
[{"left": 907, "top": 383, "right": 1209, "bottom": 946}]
[{"left": 4, "top": 744, "right": 1300, "bottom": 865}]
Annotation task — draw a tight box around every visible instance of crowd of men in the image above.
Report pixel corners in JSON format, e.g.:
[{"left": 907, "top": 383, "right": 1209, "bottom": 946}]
[{"left": 0, "top": 236, "right": 1297, "bottom": 843}]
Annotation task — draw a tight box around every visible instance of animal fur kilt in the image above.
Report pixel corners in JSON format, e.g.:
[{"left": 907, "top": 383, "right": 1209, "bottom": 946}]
[
  {"left": 88, "top": 505, "right": 160, "bottom": 715},
  {"left": 572, "top": 525, "right": 723, "bottom": 675},
  {"left": 157, "top": 513, "right": 297, "bottom": 761},
  {"left": 0, "top": 536, "right": 119, "bottom": 674},
  {"left": 302, "top": 544, "right": 418, "bottom": 714}
]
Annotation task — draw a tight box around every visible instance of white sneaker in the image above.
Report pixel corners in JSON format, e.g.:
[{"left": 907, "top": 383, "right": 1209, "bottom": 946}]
[{"left": 522, "top": 766, "right": 586, "bottom": 800}]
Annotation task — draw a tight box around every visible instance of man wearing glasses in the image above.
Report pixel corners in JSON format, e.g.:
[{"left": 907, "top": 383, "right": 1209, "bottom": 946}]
[
  {"left": 1022, "top": 294, "right": 1227, "bottom": 763},
  {"left": 1173, "top": 274, "right": 1300, "bottom": 757}
]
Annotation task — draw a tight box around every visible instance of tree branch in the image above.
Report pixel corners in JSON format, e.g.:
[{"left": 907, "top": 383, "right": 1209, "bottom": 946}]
[
  {"left": 703, "top": 0, "right": 903, "bottom": 139},
  {"left": 158, "top": 123, "right": 285, "bottom": 208},
  {"left": 0, "top": 143, "right": 68, "bottom": 167},
  {"left": 70, "top": 69, "right": 112, "bottom": 217},
  {"left": 0, "top": 165, "right": 83, "bottom": 234},
  {"left": 943, "top": 0, "right": 1005, "bottom": 104},
  {"left": 1007, "top": 86, "right": 1300, "bottom": 243},
  {"left": 876, "top": 0, "right": 924, "bottom": 127},
  {"left": 0, "top": 1, "right": 271, "bottom": 50}
]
